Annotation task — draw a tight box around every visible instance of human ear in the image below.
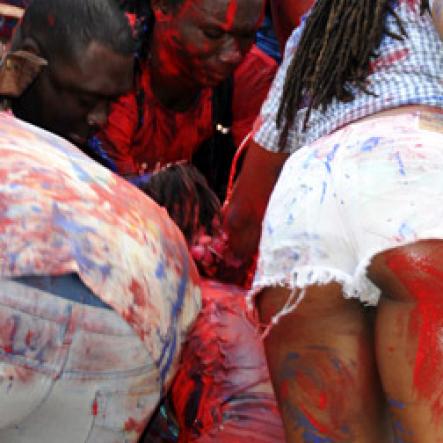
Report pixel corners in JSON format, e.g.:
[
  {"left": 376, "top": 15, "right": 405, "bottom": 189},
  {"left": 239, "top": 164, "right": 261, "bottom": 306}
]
[{"left": 0, "top": 48, "right": 47, "bottom": 97}]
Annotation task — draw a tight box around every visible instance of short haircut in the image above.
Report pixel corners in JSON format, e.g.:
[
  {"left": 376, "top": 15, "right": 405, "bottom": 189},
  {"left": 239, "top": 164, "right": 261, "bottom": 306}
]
[{"left": 19, "top": 0, "right": 134, "bottom": 63}]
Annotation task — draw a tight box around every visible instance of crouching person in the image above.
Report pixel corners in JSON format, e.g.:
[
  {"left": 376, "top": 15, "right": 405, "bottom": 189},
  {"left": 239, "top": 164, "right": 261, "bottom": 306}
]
[{"left": 0, "top": 1, "right": 201, "bottom": 441}]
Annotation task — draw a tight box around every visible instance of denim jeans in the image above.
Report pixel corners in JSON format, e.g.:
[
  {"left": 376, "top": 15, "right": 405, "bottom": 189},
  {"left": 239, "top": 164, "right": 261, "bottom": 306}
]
[{"left": 0, "top": 275, "right": 165, "bottom": 443}]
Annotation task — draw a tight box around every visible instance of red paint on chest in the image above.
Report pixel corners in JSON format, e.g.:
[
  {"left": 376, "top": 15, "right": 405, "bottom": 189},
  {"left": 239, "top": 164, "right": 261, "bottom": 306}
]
[{"left": 386, "top": 250, "right": 443, "bottom": 422}]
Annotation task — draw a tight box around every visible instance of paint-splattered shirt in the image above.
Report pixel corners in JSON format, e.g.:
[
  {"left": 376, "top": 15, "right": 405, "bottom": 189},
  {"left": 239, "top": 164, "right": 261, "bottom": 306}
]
[
  {"left": 97, "top": 45, "right": 277, "bottom": 175},
  {"left": 0, "top": 111, "right": 201, "bottom": 380},
  {"left": 254, "top": 0, "right": 443, "bottom": 153}
]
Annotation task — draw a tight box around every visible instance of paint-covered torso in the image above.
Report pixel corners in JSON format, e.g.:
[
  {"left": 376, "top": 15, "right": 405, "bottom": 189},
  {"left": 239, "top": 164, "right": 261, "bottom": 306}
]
[{"left": 96, "top": 45, "right": 276, "bottom": 175}]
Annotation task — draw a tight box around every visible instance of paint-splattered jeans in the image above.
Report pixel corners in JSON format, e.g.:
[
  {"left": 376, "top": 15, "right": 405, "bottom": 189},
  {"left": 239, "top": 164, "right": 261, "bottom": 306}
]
[{"left": 0, "top": 275, "right": 164, "bottom": 443}]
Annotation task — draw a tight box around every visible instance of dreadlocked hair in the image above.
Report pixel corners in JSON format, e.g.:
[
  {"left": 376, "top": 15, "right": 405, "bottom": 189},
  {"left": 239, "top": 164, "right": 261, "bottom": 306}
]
[
  {"left": 141, "top": 162, "right": 221, "bottom": 246},
  {"left": 276, "top": 0, "right": 430, "bottom": 150}
]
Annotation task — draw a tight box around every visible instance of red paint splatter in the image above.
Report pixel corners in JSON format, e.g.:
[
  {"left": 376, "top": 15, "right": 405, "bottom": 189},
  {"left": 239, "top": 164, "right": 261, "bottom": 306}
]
[
  {"left": 318, "top": 392, "right": 328, "bottom": 410},
  {"left": 386, "top": 249, "right": 443, "bottom": 422},
  {"left": 280, "top": 380, "right": 290, "bottom": 399},
  {"left": 370, "top": 48, "right": 410, "bottom": 72},
  {"left": 130, "top": 278, "right": 145, "bottom": 306},
  {"left": 300, "top": 405, "right": 336, "bottom": 436},
  {"left": 92, "top": 399, "right": 98, "bottom": 416},
  {"left": 224, "top": 0, "right": 238, "bottom": 30},
  {"left": 2, "top": 345, "right": 13, "bottom": 353},
  {"left": 25, "top": 330, "right": 34, "bottom": 347},
  {"left": 124, "top": 417, "right": 146, "bottom": 434}
]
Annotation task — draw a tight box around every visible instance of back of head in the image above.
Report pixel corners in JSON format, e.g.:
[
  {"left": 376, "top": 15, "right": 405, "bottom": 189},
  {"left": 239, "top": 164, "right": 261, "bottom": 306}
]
[
  {"left": 17, "top": 0, "right": 134, "bottom": 63},
  {"left": 142, "top": 162, "right": 221, "bottom": 245}
]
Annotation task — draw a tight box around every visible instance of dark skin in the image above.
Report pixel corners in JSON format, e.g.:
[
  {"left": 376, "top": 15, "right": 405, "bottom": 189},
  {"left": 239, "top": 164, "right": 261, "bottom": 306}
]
[
  {"left": 270, "top": 0, "right": 314, "bottom": 50},
  {"left": 149, "top": 0, "right": 265, "bottom": 111},
  {"left": 11, "top": 39, "right": 133, "bottom": 146}
]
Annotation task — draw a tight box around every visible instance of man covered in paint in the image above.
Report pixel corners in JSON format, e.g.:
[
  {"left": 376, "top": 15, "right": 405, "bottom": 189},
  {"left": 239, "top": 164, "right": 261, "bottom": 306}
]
[
  {"left": 0, "top": 1, "right": 201, "bottom": 442},
  {"left": 94, "top": 0, "right": 277, "bottom": 200}
]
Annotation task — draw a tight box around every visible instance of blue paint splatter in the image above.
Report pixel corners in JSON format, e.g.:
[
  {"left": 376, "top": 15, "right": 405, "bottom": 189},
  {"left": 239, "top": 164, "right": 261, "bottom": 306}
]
[
  {"left": 295, "top": 411, "right": 334, "bottom": 443},
  {"left": 393, "top": 151, "right": 406, "bottom": 176},
  {"left": 303, "top": 150, "right": 318, "bottom": 169},
  {"left": 52, "top": 203, "right": 96, "bottom": 236},
  {"left": 155, "top": 261, "right": 166, "bottom": 279},
  {"left": 360, "top": 137, "right": 381, "bottom": 152},
  {"left": 324, "top": 144, "right": 340, "bottom": 173},
  {"left": 320, "top": 182, "right": 327, "bottom": 204},
  {"left": 71, "top": 161, "right": 93, "bottom": 183},
  {"left": 388, "top": 398, "right": 406, "bottom": 410},
  {"left": 158, "top": 245, "right": 190, "bottom": 390},
  {"left": 398, "top": 222, "right": 415, "bottom": 241}
]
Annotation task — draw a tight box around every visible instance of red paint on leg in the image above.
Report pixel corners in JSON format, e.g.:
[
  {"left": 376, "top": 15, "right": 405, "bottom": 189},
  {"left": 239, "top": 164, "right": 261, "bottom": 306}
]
[{"left": 386, "top": 249, "right": 443, "bottom": 422}]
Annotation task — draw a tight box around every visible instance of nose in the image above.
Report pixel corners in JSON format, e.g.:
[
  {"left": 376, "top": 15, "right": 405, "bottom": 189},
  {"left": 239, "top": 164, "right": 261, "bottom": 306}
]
[
  {"left": 87, "top": 100, "right": 109, "bottom": 130},
  {"left": 219, "top": 37, "right": 243, "bottom": 66}
]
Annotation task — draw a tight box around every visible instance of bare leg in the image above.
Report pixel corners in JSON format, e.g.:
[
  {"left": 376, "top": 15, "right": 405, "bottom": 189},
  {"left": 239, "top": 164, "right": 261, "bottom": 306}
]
[
  {"left": 257, "top": 283, "right": 388, "bottom": 442},
  {"left": 369, "top": 240, "right": 443, "bottom": 442}
]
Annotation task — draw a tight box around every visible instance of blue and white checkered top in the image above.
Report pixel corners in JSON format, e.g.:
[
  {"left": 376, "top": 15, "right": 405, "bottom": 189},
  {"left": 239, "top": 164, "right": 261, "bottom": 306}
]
[{"left": 254, "top": 0, "right": 443, "bottom": 153}]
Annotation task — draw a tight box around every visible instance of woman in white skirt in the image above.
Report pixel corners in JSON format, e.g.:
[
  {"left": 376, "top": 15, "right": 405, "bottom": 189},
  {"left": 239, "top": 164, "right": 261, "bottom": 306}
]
[{"left": 245, "top": 0, "right": 443, "bottom": 441}]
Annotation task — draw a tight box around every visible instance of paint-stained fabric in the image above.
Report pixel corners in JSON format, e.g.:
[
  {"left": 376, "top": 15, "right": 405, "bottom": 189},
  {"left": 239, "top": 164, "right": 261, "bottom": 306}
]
[
  {"left": 171, "top": 279, "right": 284, "bottom": 442},
  {"left": 253, "top": 112, "right": 443, "bottom": 315},
  {"left": 255, "top": 0, "right": 443, "bottom": 153},
  {"left": 96, "top": 45, "right": 277, "bottom": 176},
  {"left": 0, "top": 111, "right": 201, "bottom": 442}
]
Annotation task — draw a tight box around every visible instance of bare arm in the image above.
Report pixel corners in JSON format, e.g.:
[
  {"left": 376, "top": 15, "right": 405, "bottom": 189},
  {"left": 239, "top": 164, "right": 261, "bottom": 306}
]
[
  {"left": 222, "top": 139, "right": 288, "bottom": 262},
  {"left": 431, "top": 0, "right": 443, "bottom": 40}
]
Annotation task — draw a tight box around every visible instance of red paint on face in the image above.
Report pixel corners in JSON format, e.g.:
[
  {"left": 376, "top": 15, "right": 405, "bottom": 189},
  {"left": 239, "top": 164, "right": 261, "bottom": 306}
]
[
  {"left": 224, "top": 0, "right": 238, "bottom": 30},
  {"left": 386, "top": 249, "right": 443, "bottom": 422}
]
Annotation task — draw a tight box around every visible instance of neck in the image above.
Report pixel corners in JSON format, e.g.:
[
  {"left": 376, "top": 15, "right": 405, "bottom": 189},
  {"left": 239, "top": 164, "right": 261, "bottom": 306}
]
[{"left": 148, "top": 33, "right": 201, "bottom": 112}]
